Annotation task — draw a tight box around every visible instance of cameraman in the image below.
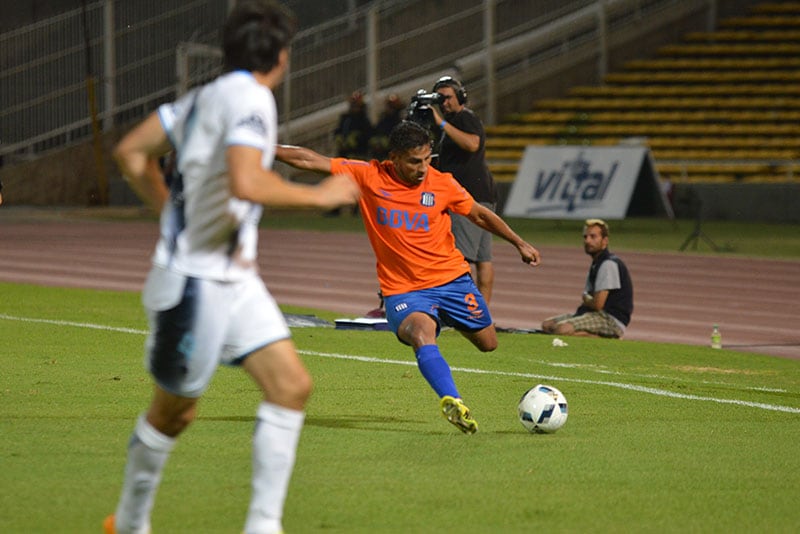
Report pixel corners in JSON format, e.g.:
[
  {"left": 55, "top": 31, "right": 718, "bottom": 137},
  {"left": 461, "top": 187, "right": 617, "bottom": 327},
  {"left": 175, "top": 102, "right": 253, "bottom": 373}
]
[{"left": 430, "top": 76, "right": 499, "bottom": 303}]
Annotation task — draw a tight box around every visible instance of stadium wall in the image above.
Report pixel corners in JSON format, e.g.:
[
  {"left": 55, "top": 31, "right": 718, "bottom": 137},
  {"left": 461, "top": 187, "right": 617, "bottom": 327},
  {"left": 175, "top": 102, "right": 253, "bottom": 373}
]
[
  {"left": 4, "top": 0, "right": 794, "bottom": 223},
  {"left": 673, "top": 183, "right": 800, "bottom": 224},
  {"left": 494, "top": 181, "right": 800, "bottom": 225}
]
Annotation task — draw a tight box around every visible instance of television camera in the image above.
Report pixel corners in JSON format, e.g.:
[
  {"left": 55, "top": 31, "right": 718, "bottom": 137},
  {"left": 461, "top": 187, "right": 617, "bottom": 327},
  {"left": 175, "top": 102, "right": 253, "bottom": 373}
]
[{"left": 406, "top": 89, "right": 444, "bottom": 132}]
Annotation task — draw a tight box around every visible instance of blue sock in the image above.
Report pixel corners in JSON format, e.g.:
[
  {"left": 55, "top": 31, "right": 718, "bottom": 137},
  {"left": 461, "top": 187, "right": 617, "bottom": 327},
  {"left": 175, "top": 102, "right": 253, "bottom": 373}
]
[{"left": 415, "top": 345, "right": 459, "bottom": 398}]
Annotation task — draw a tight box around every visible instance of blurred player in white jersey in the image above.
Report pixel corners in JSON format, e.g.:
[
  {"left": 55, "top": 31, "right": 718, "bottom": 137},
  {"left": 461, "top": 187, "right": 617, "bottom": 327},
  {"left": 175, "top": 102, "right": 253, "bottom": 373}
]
[{"left": 104, "top": 2, "right": 359, "bottom": 533}]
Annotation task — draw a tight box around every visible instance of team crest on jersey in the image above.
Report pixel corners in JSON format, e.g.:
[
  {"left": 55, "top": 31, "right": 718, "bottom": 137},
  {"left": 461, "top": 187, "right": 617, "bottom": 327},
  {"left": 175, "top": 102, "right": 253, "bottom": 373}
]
[
  {"left": 236, "top": 113, "right": 267, "bottom": 136},
  {"left": 420, "top": 192, "right": 435, "bottom": 207}
]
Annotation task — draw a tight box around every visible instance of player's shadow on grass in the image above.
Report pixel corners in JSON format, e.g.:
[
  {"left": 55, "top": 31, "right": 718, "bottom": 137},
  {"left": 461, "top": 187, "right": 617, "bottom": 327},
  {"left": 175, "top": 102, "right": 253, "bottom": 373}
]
[
  {"left": 201, "top": 414, "right": 485, "bottom": 434},
  {"left": 306, "top": 414, "right": 427, "bottom": 433},
  {"left": 195, "top": 414, "right": 428, "bottom": 431},
  {"left": 306, "top": 415, "right": 512, "bottom": 435}
]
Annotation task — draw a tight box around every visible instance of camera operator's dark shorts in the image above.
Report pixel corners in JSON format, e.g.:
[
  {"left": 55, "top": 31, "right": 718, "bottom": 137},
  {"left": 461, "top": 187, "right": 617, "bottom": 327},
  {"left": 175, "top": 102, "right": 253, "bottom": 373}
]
[{"left": 451, "top": 202, "right": 495, "bottom": 263}]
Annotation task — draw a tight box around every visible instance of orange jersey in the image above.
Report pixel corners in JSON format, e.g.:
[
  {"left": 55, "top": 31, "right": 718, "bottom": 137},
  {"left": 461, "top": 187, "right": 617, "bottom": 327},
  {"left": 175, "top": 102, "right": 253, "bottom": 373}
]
[{"left": 331, "top": 158, "right": 474, "bottom": 296}]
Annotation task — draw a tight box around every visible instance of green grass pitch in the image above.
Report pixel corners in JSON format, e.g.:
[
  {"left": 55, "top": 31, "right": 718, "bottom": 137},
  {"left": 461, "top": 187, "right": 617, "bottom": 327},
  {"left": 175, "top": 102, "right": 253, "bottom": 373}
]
[{"left": 1, "top": 281, "right": 800, "bottom": 533}]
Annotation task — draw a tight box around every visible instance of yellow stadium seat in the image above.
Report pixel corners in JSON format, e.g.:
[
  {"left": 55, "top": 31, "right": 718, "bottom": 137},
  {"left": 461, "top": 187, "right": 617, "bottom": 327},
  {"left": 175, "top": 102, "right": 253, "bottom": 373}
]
[{"left": 484, "top": 3, "right": 800, "bottom": 186}]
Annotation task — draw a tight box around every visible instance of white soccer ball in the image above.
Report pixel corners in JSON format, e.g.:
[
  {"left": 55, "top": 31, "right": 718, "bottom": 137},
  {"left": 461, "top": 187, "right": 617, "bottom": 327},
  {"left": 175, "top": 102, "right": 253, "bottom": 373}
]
[{"left": 518, "top": 384, "right": 568, "bottom": 434}]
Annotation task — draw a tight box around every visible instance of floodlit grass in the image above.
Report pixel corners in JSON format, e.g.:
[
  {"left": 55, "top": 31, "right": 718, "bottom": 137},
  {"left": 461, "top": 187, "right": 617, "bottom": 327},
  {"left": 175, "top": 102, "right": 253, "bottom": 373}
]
[{"left": 2, "top": 282, "right": 799, "bottom": 533}]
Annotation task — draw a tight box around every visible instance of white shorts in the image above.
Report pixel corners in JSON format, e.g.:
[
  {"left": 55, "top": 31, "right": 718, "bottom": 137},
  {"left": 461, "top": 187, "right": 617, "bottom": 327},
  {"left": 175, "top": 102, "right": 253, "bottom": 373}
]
[{"left": 141, "top": 266, "right": 290, "bottom": 397}]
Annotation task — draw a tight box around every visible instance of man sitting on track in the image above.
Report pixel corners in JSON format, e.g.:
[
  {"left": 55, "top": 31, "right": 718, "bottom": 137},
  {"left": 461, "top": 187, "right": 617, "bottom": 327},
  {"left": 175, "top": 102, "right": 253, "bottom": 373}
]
[{"left": 541, "top": 218, "right": 633, "bottom": 338}]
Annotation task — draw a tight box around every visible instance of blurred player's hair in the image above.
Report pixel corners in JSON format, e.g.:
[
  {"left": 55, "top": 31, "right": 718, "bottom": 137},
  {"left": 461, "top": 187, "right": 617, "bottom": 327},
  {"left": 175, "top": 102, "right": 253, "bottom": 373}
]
[{"left": 222, "top": 0, "right": 297, "bottom": 73}]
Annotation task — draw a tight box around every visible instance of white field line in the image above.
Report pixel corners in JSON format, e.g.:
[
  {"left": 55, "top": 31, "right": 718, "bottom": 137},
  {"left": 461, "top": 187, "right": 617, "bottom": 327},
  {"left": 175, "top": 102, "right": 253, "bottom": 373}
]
[
  {"left": 530, "top": 360, "right": 787, "bottom": 393},
  {"left": 2, "top": 314, "right": 798, "bottom": 414},
  {"left": 299, "top": 352, "right": 800, "bottom": 414},
  {"left": 0, "top": 314, "right": 148, "bottom": 335}
]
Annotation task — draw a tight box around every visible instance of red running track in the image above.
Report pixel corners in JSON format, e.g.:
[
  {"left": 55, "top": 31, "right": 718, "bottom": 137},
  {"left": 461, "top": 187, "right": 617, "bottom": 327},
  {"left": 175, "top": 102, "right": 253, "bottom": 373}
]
[{"left": 1, "top": 210, "right": 799, "bottom": 359}]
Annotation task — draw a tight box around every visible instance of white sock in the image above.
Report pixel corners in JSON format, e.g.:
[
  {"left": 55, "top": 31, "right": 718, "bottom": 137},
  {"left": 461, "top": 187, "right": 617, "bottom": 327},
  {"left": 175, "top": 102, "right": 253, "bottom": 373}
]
[
  {"left": 244, "top": 402, "right": 305, "bottom": 534},
  {"left": 114, "top": 414, "right": 175, "bottom": 534}
]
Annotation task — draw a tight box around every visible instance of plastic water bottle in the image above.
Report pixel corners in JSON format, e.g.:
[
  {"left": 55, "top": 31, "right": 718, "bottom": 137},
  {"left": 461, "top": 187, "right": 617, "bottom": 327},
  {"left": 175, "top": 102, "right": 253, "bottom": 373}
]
[{"left": 710, "top": 324, "right": 722, "bottom": 349}]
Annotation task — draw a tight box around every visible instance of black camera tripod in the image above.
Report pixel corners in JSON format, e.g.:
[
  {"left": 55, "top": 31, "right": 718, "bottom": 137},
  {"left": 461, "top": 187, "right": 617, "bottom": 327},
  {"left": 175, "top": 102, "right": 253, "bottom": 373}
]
[{"left": 678, "top": 192, "right": 720, "bottom": 252}]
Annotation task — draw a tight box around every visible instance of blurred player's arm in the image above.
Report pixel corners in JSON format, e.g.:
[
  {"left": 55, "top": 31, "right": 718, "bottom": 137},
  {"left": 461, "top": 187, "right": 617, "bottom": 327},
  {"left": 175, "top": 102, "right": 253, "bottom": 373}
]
[
  {"left": 228, "top": 145, "right": 357, "bottom": 210},
  {"left": 113, "top": 112, "right": 171, "bottom": 213},
  {"left": 467, "top": 203, "right": 541, "bottom": 266}
]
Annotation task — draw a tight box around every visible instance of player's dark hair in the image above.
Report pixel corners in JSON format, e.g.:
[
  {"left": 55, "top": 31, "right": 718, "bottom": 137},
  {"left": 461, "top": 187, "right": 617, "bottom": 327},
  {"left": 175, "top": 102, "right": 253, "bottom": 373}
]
[
  {"left": 388, "top": 121, "right": 433, "bottom": 154},
  {"left": 222, "top": 0, "right": 297, "bottom": 73}
]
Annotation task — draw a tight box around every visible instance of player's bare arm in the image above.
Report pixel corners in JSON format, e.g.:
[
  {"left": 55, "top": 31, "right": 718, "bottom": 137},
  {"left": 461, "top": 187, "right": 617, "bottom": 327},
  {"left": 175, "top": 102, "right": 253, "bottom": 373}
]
[
  {"left": 227, "top": 145, "right": 358, "bottom": 209},
  {"left": 275, "top": 144, "right": 333, "bottom": 173},
  {"left": 113, "top": 112, "right": 171, "bottom": 213},
  {"left": 467, "top": 202, "right": 541, "bottom": 266}
]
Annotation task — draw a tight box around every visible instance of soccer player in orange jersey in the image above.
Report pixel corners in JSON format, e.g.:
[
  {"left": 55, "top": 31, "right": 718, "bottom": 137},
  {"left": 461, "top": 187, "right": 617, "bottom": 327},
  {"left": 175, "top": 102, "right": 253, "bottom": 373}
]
[{"left": 277, "top": 121, "right": 540, "bottom": 434}]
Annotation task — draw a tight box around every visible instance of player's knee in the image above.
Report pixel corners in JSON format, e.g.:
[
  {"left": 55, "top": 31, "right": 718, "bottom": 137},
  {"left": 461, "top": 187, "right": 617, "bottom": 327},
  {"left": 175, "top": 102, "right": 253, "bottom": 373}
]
[
  {"left": 472, "top": 328, "right": 497, "bottom": 352},
  {"left": 149, "top": 404, "right": 197, "bottom": 437},
  {"left": 293, "top": 371, "right": 314, "bottom": 404},
  {"left": 273, "top": 370, "right": 313, "bottom": 409},
  {"left": 174, "top": 407, "right": 197, "bottom": 433},
  {"left": 399, "top": 313, "right": 437, "bottom": 348},
  {"left": 480, "top": 339, "right": 498, "bottom": 352}
]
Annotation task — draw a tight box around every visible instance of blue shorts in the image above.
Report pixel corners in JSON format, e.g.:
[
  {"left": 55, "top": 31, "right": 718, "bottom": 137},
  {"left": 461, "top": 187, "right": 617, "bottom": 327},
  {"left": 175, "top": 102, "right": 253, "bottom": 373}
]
[{"left": 384, "top": 274, "right": 493, "bottom": 341}]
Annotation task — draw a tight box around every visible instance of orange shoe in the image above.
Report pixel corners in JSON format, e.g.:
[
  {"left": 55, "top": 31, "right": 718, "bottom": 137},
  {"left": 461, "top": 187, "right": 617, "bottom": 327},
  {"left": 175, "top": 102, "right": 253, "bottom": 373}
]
[{"left": 103, "top": 515, "right": 151, "bottom": 534}]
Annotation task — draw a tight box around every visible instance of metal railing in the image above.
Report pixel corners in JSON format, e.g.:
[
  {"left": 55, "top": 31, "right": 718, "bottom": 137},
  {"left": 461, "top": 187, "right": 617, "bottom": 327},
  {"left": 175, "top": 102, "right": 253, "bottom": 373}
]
[
  {"left": 2, "top": 0, "right": 710, "bottom": 163},
  {"left": 1, "top": 0, "right": 229, "bottom": 162}
]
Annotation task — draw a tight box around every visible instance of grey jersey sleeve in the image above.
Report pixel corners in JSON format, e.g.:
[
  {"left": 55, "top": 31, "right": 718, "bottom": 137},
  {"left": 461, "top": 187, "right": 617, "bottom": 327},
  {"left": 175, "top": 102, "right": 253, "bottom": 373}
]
[{"left": 593, "top": 259, "right": 621, "bottom": 292}]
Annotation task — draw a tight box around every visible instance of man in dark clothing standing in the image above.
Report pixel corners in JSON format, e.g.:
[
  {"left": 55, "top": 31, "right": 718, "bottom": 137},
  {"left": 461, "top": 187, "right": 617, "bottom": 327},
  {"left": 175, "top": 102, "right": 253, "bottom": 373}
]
[
  {"left": 430, "top": 76, "right": 499, "bottom": 302},
  {"left": 541, "top": 219, "right": 633, "bottom": 338},
  {"left": 330, "top": 90, "right": 372, "bottom": 216},
  {"left": 334, "top": 91, "right": 373, "bottom": 160},
  {"left": 369, "top": 94, "right": 405, "bottom": 161}
]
